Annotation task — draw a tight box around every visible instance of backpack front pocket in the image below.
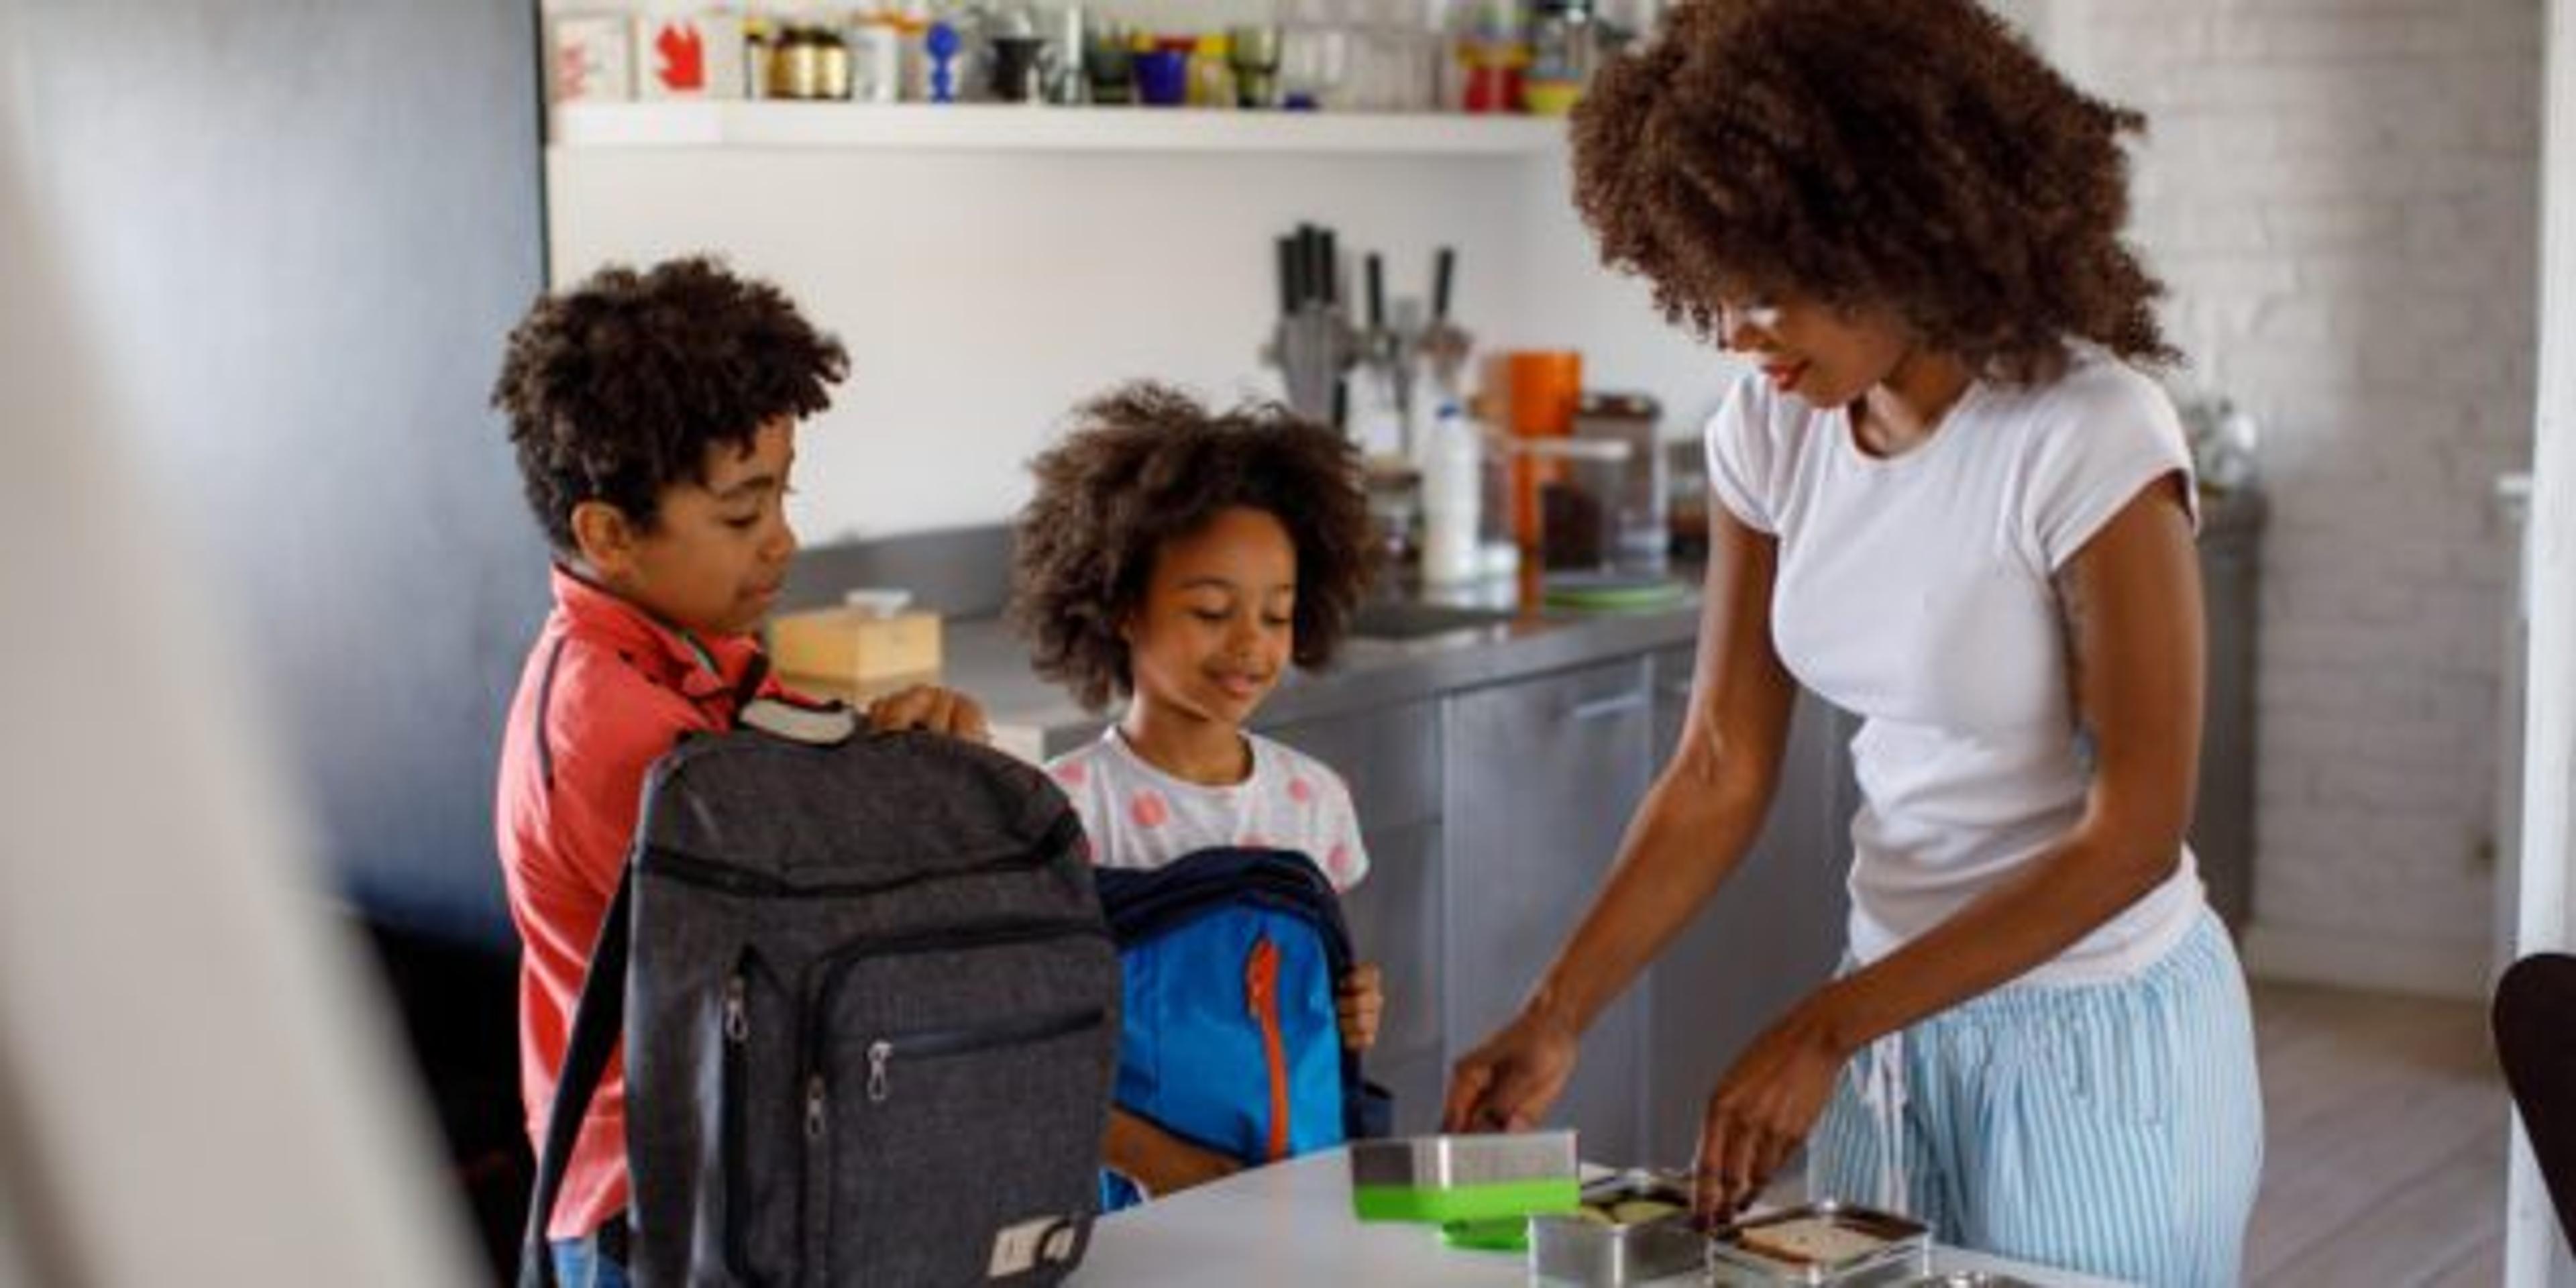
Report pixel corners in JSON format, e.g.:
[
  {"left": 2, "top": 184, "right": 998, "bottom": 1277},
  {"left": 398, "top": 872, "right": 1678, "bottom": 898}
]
[{"left": 802, "top": 922, "right": 1118, "bottom": 1286}]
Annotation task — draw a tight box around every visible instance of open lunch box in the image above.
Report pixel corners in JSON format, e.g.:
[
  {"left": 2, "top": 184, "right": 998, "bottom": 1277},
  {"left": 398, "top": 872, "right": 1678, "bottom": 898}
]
[
  {"left": 1705, "top": 1201, "right": 1933, "bottom": 1286},
  {"left": 1350, "top": 1135, "right": 1939, "bottom": 1285},
  {"left": 1527, "top": 1169, "right": 1704, "bottom": 1285},
  {"left": 1524, "top": 1171, "right": 1935, "bottom": 1286}
]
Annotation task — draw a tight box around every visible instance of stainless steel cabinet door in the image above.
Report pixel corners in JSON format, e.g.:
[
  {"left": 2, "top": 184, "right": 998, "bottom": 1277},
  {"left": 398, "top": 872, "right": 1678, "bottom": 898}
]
[
  {"left": 1441, "top": 659, "right": 1656, "bottom": 1165},
  {"left": 1260, "top": 701, "right": 1446, "bottom": 1135},
  {"left": 1642, "top": 645, "right": 1854, "bottom": 1156}
]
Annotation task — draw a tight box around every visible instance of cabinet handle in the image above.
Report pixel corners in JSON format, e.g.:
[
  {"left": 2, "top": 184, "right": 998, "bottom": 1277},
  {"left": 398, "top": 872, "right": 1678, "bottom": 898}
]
[{"left": 1568, "top": 692, "right": 1649, "bottom": 723}]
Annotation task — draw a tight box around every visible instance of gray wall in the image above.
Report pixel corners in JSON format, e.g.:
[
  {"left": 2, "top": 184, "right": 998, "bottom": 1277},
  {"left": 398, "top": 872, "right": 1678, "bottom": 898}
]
[{"left": 19, "top": 0, "right": 550, "bottom": 945}]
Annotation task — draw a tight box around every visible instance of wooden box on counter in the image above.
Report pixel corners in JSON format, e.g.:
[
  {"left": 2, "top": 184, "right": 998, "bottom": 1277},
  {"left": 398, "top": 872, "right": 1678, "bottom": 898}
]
[{"left": 765, "top": 606, "right": 943, "bottom": 700}]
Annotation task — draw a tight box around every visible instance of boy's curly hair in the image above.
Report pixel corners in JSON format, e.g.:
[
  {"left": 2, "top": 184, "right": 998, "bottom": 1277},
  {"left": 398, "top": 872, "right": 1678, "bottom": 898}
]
[
  {"left": 1011, "top": 384, "right": 1375, "bottom": 710},
  {"left": 491, "top": 256, "right": 849, "bottom": 551},
  {"left": 1570, "top": 0, "right": 2175, "bottom": 382}
]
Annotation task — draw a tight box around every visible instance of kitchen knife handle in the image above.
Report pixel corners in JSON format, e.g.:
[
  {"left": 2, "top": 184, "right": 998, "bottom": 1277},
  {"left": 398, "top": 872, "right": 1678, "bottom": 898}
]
[
  {"left": 1433, "top": 246, "right": 1455, "bottom": 321},
  {"left": 1366, "top": 252, "right": 1385, "bottom": 330}
]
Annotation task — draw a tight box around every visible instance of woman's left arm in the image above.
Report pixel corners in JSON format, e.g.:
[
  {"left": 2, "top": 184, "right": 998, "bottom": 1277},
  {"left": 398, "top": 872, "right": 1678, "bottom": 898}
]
[{"left": 1693, "top": 473, "right": 2204, "bottom": 1212}]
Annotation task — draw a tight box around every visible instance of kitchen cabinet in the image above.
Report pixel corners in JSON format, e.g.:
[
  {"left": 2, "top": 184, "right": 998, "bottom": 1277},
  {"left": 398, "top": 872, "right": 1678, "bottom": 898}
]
[
  {"left": 2192, "top": 492, "right": 2264, "bottom": 932},
  {"left": 1640, "top": 645, "right": 1855, "bottom": 1156},
  {"left": 1265, "top": 645, "right": 1860, "bottom": 1161},
  {"left": 1440, "top": 658, "right": 1657, "bottom": 1165},
  {"left": 1259, "top": 700, "right": 1448, "bottom": 1136}
]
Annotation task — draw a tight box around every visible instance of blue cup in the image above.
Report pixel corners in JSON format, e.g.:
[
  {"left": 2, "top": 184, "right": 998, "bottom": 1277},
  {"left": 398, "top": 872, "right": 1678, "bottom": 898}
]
[{"left": 1132, "top": 48, "right": 1189, "bottom": 107}]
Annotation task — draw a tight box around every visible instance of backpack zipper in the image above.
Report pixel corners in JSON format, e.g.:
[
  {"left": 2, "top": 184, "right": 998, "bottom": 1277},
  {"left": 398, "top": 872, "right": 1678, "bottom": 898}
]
[
  {"left": 637, "top": 811, "right": 1085, "bottom": 899},
  {"left": 1245, "top": 936, "right": 1291, "bottom": 1163},
  {"left": 862, "top": 1007, "right": 1108, "bottom": 1104},
  {"left": 798, "top": 919, "right": 1111, "bottom": 1135},
  {"left": 718, "top": 953, "right": 769, "bottom": 1283}
]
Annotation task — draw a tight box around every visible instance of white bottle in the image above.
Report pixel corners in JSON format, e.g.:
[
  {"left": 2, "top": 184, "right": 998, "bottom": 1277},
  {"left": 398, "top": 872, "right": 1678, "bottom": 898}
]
[{"left": 1419, "top": 402, "right": 1483, "bottom": 586}]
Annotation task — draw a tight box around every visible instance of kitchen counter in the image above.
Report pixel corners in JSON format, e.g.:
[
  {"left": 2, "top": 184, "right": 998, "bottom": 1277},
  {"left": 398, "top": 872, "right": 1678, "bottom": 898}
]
[
  {"left": 1071, "top": 1146, "right": 2130, "bottom": 1286},
  {"left": 938, "top": 586, "right": 1706, "bottom": 762}
]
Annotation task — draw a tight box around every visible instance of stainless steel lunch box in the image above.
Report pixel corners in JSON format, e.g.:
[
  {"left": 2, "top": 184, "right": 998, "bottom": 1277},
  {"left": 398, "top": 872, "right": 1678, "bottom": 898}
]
[
  {"left": 1527, "top": 1171, "right": 1703, "bottom": 1286},
  {"left": 1707, "top": 1200, "right": 1932, "bottom": 1286},
  {"left": 1346, "top": 1130, "right": 1580, "bottom": 1223}
]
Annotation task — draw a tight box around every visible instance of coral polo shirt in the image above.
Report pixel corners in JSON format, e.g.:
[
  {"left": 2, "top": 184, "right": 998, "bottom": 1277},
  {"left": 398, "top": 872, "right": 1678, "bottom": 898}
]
[{"left": 495, "top": 565, "right": 784, "bottom": 1239}]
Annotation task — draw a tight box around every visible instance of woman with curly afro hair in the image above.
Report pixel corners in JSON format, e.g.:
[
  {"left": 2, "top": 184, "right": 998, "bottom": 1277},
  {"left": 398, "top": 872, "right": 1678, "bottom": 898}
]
[
  {"left": 1010, "top": 382, "right": 1384, "bottom": 1202},
  {"left": 1445, "top": 3, "right": 2261, "bottom": 1281}
]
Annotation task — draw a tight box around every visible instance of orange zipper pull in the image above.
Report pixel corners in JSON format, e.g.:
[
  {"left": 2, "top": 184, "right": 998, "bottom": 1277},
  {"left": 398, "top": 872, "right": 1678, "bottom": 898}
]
[{"left": 1245, "top": 936, "right": 1290, "bottom": 1162}]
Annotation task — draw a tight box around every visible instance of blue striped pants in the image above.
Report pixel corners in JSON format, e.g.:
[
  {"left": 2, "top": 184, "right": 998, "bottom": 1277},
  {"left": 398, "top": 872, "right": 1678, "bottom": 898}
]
[{"left": 1807, "top": 911, "right": 2263, "bottom": 1287}]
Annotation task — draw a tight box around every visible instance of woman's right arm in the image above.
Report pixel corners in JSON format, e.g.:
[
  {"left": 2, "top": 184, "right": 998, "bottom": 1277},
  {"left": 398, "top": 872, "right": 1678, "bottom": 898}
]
[{"left": 1441, "top": 505, "right": 1801, "bottom": 1133}]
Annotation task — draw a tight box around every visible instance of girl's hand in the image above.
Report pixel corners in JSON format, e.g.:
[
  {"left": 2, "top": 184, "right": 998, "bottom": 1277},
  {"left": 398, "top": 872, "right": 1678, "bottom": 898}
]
[
  {"left": 1337, "top": 963, "right": 1384, "bottom": 1051},
  {"left": 863, "top": 684, "right": 990, "bottom": 742},
  {"left": 1691, "top": 1003, "right": 1851, "bottom": 1220},
  {"left": 1132, "top": 1134, "right": 1242, "bottom": 1197},
  {"left": 1106, "top": 1110, "right": 1242, "bottom": 1198},
  {"left": 1442, "top": 1005, "right": 1580, "bottom": 1134}
]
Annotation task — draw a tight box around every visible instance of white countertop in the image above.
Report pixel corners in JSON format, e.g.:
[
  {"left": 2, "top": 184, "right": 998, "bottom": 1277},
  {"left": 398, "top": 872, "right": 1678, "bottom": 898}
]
[{"left": 1073, "top": 1146, "right": 2133, "bottom": 1286}]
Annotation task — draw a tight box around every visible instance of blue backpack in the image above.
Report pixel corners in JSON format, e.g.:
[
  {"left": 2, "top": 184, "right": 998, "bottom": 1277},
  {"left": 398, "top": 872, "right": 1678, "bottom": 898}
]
[{"left": 1093, "top": 848, "right": 1391, "bottom": 1208}]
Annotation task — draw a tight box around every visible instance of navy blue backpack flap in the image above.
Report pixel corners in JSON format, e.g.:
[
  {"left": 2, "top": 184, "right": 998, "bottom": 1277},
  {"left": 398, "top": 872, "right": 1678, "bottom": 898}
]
[{"left": 1093, "top": 847, "right": 1391, "bottom": 1191}]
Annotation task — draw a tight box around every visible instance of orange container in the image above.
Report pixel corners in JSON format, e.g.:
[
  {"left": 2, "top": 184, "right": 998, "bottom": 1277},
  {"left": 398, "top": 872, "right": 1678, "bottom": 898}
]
[{"left": 1500, "top": 351, "right": 1583, "bottom": 547}]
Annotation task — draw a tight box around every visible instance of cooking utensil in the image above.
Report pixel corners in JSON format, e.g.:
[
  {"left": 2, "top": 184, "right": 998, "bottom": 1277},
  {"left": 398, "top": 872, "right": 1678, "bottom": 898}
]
[{"left": 1264, "top": 221, "right": 1362, "bottom": 428}]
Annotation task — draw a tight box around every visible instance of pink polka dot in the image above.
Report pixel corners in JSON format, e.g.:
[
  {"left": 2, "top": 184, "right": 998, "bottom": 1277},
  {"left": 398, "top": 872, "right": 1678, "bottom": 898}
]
[
  {"left": 1326, "top": 843, "right": 1352, "bottom": 880},
  {"left": 1241, "top": 833, "right": 1269, "bottom": 849},
  {"left": 1130, "top": 790, "right": 1171, "bottom": 829},
  {"left": 1052, "top": 761, "right": 1087, "bottom": 789},
  {"left": 1287, "top": 776, "right": 1314, "bottom": 804}
]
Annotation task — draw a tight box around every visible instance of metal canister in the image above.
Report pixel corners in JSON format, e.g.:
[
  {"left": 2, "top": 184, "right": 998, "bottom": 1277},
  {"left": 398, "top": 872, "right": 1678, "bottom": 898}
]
[
  {"left": 812, "top": 26, "right": 854, "bottom": 99},
  {"left": 771, "top": 25, "right": 853, "bottom": 100},
  {"left": 771, "top": 25, "right": 822, "bottom": 99}
]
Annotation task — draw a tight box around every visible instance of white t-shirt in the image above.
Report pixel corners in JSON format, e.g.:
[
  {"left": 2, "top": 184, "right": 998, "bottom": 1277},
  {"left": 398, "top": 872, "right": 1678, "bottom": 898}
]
[
  {"left": 1046, "top": 727, "right": 1371, "bottom": 893},
  {"left": 1705, "top": 347, "right": 2206, "bottom": 983}
]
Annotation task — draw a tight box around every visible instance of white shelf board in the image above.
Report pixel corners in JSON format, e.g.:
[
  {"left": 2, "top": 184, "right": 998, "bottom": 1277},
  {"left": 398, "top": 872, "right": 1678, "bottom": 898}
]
[{"left": 550, "top": 100, "right": 1566, "bottom": 155}]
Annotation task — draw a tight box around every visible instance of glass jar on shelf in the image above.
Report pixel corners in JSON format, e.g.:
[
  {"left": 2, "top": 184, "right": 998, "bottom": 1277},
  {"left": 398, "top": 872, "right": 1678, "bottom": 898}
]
[
  {"left": 1521, "top": 0, "right": 1595, "bottom": 115},
  {"left": 1449, "top": 0, "right": 1529, "bottom": 114}
]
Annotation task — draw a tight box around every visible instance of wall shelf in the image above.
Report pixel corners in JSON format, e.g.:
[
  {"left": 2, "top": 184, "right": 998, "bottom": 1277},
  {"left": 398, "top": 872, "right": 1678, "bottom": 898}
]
[{"left": 549, "top": 100, "right": 1566, "bottom": 156}]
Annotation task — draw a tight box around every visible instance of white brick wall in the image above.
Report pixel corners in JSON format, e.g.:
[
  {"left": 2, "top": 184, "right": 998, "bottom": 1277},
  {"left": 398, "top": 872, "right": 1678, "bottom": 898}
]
[{"left": 2051, "top": 0, "right": 2542, "bottom": 994}]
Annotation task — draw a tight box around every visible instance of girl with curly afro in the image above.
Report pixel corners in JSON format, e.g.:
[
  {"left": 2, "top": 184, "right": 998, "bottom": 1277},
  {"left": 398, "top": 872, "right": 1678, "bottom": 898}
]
[
  {"left": 1444, "top": 3, "right": 2260, "bottom": 1281},
  {"left": 1010, "top": 382, "right": 1384, "bottom": 1202}
]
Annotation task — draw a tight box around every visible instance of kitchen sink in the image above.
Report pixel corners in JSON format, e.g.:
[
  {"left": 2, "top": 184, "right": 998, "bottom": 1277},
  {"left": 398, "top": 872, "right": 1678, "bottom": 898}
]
[{"left": 1347, "top": 601, "right": 1518, "bottom": 641}]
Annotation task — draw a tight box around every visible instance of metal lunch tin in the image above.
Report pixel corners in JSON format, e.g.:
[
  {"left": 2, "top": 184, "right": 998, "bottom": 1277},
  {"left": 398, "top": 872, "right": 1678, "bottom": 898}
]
[
  {"left": 1527, "top": 1170, "right": 1703, "bottom": 1285},
  {"left": 1346, "top": 1130, "right": 1580, "bottom": 1223},
  {"left": 1707, "top": 1200, "right": 1933, "bottom": 1286}
]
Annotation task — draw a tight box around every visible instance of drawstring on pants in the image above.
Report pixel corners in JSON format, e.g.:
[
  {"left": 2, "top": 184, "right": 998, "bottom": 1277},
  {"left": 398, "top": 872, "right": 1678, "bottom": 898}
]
[{"left": 1856, "top": 1028, "right": 1909, "bottom": 1214}]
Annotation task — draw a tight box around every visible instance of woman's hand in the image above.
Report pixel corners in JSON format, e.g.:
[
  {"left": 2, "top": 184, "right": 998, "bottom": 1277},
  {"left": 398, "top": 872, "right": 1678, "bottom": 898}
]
[
  {"left": 1442, "top": 1005, "right": 1581, "bottom": 1134},
  {"left": 1691, "top": 1001, "right": 1851, "bottom": 1220},
  {"left": 863, "top": 684, "right": 990, "bottom": 742},
  {"left": 1337, "top": 963, "right": 1384, "bottom": 1051}
]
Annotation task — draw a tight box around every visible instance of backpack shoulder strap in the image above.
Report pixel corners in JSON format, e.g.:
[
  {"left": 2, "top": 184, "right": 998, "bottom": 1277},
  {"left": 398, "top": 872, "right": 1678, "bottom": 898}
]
[{"left": 515, "top": 863, "right": 635, "bottom": 1288}]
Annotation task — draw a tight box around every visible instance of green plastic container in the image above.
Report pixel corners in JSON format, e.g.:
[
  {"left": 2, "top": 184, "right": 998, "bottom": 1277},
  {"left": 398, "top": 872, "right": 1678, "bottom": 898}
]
[{"left": 1346, "top": 1131, "right": 1582, "bottom": 1224}]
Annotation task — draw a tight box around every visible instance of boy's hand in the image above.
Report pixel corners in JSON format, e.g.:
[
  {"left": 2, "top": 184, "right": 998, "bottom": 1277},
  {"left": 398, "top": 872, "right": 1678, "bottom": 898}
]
[
  {"left": 864, "top": 684, "right": 990, "bottom": 743},
  {"left": 1337, "top": 962, "right": 1384, "bottom": 1051}
]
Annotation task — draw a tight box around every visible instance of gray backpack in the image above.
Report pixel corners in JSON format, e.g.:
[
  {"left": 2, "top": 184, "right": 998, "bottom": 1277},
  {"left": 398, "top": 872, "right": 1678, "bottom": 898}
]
[{"left": 519, "top": 698, "right": 1120, "bottom": 1286}]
